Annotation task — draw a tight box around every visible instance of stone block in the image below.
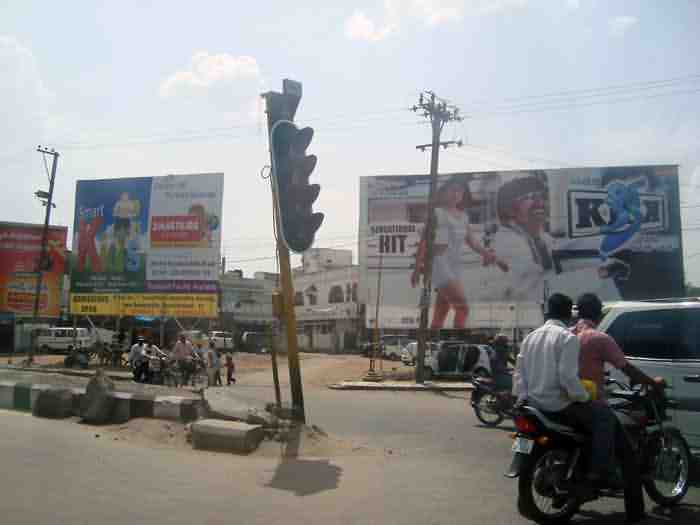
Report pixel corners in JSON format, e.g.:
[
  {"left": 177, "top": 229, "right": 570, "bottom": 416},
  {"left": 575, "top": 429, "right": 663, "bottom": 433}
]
[{"left": 191, "top": 419, "right": 265, "bottom": 453}]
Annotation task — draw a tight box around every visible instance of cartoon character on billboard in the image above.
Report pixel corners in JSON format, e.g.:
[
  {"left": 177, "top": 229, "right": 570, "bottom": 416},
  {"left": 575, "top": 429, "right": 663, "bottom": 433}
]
[
  {"left": 411, "top": 176, "right": 509, "bottom": 329},
  {"left": 77, "top": 215, "right": 103, "bottom": 273},
  {"left": 599, "top": 180, "right": 645, "bottom": 263}
]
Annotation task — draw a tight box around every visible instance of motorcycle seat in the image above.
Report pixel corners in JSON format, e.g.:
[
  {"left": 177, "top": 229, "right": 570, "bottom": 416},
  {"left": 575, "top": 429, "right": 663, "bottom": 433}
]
[{"left": 521, "top": 406, "right": 586, "bottom": 441}]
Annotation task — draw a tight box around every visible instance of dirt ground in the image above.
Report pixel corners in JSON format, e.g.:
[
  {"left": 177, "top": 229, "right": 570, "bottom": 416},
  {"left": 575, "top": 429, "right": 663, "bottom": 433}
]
[{"left": 88, "top": 417, "right": 378, "bottom": 458}]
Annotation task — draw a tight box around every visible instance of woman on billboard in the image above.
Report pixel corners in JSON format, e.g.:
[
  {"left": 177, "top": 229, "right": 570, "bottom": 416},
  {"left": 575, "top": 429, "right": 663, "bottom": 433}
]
[{"left": 411, "top": 176, "right": 509, "bottom": 329}]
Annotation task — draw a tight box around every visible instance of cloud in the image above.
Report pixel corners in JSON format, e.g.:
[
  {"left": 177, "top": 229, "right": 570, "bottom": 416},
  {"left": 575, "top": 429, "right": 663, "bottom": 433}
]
[
  {"left": 566, "top": 0, "right": 580, "bottom": 9},
  {"left": 159, "top": 52, "right": 261, "bottom": 98},
  {"left": 345, "top": 10, "right": 396, "bottom": 41},
  {"left": 344, "top": 1, "right": 528, "bottom": 41},
  {"left": 608, "top": 15, "right": 638, "bottom": 37}
]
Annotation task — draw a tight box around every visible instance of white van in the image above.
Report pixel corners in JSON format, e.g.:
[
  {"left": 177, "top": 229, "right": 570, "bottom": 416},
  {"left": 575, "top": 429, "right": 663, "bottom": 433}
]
[
  {"left": 35, "top": 327, "right": 92, "bottom": 353},
  {"left": 599, "top": 299, "right": 700, "bottom": 450}
]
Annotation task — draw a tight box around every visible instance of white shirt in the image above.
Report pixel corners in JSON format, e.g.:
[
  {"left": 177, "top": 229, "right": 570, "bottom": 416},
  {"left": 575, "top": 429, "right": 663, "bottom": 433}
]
[
  {"left": 513, "top": 319, "right": 590, "bottom": 412},
  {"left": 128, "top": 343, "right": 146, "bottom": 366}
]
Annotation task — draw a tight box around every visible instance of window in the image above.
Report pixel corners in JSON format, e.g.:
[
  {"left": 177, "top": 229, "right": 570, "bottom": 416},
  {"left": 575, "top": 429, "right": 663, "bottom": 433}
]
[
  {"left": 308, "top": 294, "right": 317, "bottom": 306},
  {"left": 328, "top": 285, "right": 344, "bottom": 304},
  {"left": 294, "top": 292, "right": 304, "bottom": 306},
  {"left": 345, "top": 283, "right": 351, "bottom": 302},
  {"left": 607, "top": 310, "right": 683, "bottom": 360},
  {"left": 351, "top": 282, "right": 358, "bottom": 302}
]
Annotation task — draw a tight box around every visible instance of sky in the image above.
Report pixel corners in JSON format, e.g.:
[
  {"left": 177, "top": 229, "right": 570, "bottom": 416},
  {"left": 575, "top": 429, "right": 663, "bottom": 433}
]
[{"left": 1, "top": 0, "right": 700, "bottom": 284}]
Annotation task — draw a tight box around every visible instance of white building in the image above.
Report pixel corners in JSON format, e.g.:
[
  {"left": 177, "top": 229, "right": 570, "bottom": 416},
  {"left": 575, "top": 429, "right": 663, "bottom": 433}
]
[
  {"left": 292, "top": 248, "right": 361, "bottom": 353},
  {"left": 220, "top": 269, "right": 277, "bottom": 332}
]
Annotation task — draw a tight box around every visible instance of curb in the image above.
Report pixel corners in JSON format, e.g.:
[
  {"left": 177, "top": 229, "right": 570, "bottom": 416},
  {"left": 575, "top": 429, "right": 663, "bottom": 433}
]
[
  {"left": 327, "top": 382, "right": 474, "bottom": 392},
  {"left": 1, "top": 365, "right": 133, "bottom": 382},
  {"left": 0, "top": 380, "right": 205, "bottom": 422}
]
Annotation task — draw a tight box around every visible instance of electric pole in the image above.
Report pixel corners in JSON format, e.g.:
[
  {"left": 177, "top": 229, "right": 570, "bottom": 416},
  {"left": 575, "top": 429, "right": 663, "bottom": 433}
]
[
  {"left": 30, "top": 146, "right": 59, "bottom": 363},
  {"left": 412, "top": 92, "right": 462, "bottom": 383}
]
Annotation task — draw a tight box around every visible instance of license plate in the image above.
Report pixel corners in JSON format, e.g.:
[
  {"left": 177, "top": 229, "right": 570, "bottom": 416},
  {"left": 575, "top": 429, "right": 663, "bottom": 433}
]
[{"left": 511, "top": 437, "right": 534, "bottom": 454}]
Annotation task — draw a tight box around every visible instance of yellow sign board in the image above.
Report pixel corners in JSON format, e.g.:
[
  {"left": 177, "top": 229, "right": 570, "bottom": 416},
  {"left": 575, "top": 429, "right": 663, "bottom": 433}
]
[{"left": 70, "top": 293, "right": 218, "bottom": 318}]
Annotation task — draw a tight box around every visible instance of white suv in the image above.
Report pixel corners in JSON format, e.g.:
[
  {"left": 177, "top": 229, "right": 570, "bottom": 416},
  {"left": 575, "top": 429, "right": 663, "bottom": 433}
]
[{"left": 598, "top": 299, "right": 700, "bottom": 450}]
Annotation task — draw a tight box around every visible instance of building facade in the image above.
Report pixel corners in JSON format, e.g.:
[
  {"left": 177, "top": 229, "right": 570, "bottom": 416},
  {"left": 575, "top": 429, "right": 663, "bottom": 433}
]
[
  {"left": 220, "top": 270, "right": 277, "bottom": 339},
  {"left": 292, "top": 249, "right": 361, "bottom": 353}
]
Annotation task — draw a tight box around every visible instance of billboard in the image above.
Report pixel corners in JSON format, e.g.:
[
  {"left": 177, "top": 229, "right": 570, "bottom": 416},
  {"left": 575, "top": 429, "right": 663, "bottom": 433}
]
[
  {"left": 70, "top": 173, "right": 223, "bottom": 318},
  {"left": 0, "top": 222, "right": 68, "bottom": 318},
  {"left": 359, "top": 165, "right": 683, "bottom": 330}
]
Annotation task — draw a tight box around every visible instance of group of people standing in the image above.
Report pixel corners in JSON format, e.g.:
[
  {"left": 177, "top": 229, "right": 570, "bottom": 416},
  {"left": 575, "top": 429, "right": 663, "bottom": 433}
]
[{"left": 128, "top": 334, "right": 236, "bottom": 387}]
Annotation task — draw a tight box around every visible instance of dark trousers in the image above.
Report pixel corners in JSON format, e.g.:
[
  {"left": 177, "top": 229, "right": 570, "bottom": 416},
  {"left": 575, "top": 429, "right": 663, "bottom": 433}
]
[
  {"left": 134, "top": 361, "right": 150, "bottom": 383},
  {"left": 177, "top": 360, "right": 192, "bottom": 385},
  {"left": 556, "top": 402, "right": 644, "bottom": 521}
]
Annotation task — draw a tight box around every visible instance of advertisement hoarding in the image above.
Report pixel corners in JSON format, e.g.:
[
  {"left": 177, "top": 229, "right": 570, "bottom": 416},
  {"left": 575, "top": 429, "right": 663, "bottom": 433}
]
[
  {"left": 359, "top": 165, "right": 683, "bottom": 330},
  {"left": 0, "top": 222, "right": 68, "bottom": 318},
  {"left": 70, "top": 173, "right": 223, "bottom": 318}
]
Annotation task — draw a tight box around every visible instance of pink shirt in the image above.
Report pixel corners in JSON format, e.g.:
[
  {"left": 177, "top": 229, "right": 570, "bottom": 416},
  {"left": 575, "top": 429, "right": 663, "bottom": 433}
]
[
  {"left": 173, "top": 340, "right": 193, "bottom": 361},
  {"left": 572, "top": 319, "right": 628, "bottom": 400}
]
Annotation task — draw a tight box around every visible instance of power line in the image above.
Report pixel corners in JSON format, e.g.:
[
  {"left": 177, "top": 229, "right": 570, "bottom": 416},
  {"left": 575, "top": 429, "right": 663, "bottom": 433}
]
[
  {"left": 466, "top": 86, "right": 700, "bottom": 119},
  {"left": 460, "top": 73, "right": 700, "bottom": 110}
]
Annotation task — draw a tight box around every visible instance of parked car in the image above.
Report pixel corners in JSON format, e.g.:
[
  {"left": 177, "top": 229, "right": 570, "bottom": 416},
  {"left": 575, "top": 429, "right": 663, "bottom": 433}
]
[
  {"left": 381, "top": 335, "right": 406, "bottom": 361},
  {"left": 424, "top": 341, "right": 493, "bottom": 380},
  {"left": 598, "top": 298, "right": 700, "bottom": 450},
  {"left": 241, "top": 331, "right": 267, "bottom": 353},
  {"left": 401, "top": 341, "right": 438, "bottom": 365},
  {"left": 35, "top": 327, "right": 92, "bottom": 353},
  {"left": 208, "top": 331, "right": 234, "bottom": 350}
]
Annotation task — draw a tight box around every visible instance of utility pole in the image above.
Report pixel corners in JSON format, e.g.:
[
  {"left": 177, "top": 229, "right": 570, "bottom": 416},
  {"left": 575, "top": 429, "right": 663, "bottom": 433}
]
[
  {"left": 412, "top": 92, "right": 462, "bottom": 383},
  {"left": 364, "top": 249, "right": 383, "bottom": 381},
  {"left": 29, "top": 147, "right": 59, "bottom": 363}
]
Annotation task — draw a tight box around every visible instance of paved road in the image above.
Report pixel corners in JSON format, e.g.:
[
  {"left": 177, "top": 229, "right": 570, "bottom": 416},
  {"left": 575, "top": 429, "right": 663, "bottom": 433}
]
[{"left": 3, "top": 393, "right": 699, "bottom": 524}]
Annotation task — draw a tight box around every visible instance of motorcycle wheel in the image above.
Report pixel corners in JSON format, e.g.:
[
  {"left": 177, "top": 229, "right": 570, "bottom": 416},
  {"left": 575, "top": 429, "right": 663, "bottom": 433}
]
[
  {"left": 518, "top": 448, "right": 579, "bottom": 525},
  {"left": 643, "top": 428, "right": 691, "bottom": 506},
  {"left": 472, "top": 391, "right": 504, "bottom": 426}
]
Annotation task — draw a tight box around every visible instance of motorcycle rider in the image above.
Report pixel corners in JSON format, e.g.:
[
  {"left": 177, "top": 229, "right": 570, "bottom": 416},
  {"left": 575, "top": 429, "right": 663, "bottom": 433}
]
[
  {"left": 572, "top": 293, "right": 666, "bottom": 521},
  {"left": 513, "top": 294, "right": 618, "bottom": 492},
  {"left": 128, "top": 337, "right": 148, "bottom": 382},
  {"left": 573, "top": 293, "right": 665, "bottom": 400}
]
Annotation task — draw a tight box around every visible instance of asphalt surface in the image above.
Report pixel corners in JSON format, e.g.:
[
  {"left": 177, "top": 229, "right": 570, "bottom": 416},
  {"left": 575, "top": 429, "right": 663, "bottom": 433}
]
[{"left": 2, "top": 354, "right": 699, "bottom": 524}]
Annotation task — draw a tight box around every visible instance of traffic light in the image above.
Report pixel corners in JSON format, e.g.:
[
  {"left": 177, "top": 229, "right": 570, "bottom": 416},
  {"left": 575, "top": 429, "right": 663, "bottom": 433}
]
[{"left": 271, "top": 120, "right": 324, "bottom": 253}]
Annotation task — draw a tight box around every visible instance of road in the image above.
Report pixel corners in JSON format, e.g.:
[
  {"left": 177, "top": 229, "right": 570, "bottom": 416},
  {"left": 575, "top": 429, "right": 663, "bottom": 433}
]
[{"left": 1, "top": 354, "right": 699, "bottom": 524}]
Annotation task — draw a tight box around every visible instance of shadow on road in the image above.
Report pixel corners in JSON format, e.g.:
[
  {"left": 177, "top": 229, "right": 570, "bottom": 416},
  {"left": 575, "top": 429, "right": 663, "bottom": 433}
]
[
  {"left": 265, "top": 426, "right": 343, "bottom": 497},
  {"left": 577, "top": 504, "right": 700, "bottom": 524}
]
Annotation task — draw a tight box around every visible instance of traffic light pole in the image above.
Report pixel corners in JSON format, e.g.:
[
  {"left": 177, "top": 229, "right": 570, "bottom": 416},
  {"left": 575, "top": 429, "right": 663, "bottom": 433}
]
[
  {"left": 276, "top": 240, "right": 305, "bottom": 422},
  {"left": 262, "top": 86, "right": 307, "bottom": 423}
]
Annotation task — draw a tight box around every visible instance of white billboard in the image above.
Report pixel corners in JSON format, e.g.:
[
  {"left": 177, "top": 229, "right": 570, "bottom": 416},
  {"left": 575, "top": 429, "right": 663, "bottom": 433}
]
[{"left": 359, "top": 166, "right": 683, "bottom": 330}]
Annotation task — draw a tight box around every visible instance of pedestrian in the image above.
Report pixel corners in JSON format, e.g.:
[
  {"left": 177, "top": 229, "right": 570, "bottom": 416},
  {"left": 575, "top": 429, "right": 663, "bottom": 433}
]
[
  {"left": 225, "top": 352, "right": 236, "bottom": 385},
  {"left": 173, "top": 334, "right": 194, "bottom": 386},
  {"left": 206, "top": 341, "right": 217, "bottom": 387},
  {"left": 215, "top": 349, "right": 223, "bottom": 386}
]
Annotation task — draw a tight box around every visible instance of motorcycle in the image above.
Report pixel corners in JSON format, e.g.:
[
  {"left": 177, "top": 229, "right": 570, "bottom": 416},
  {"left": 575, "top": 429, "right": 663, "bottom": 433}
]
[
  {"left": 471, "top": 375, "right": 516, "bottom": 426},
  {"left": 506, "top": 379, "right": 692, "bottom": 524}
]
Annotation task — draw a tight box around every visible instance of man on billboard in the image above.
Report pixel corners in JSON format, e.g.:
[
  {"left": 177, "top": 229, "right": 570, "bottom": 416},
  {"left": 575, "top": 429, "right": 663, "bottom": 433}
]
[
  {"left": 411, "top": 176, "right": 509, "bottom": 329},
  {"left": 495, "top": 174, "right": 625, "bottom": 303}
]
